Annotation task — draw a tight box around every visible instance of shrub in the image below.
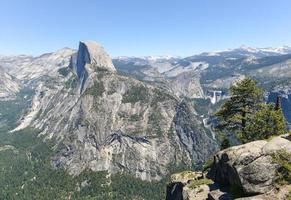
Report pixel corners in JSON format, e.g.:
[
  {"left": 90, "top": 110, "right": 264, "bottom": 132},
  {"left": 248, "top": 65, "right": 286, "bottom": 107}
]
[
  {"left": 122, "top": 85, "right": 149, "bottom": 103},
  {"left": 84, "top": 81, "right": 105, "bottom": 97},
  {"left": 244, "top": 104, "right": 287, "bottom": 142},
  {"left": 58, "top": 67, "right": 70, "bottom": 77},
  {"left": 272, "top": 150, "right": 291, "bottom": 185},
  {"left": 203, "top": 157, "right": 214, "bottom": 172},
  {"left": 187, "top": 178, "right": 214, "bottom": 189}
]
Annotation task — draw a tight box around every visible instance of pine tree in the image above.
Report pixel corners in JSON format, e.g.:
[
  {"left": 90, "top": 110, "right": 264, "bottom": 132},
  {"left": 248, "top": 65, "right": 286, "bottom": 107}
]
[
  {"left": 244, "top": 103, "right": 287, "bottom": 141},
  {"left": 220, "top": 134, "right": 230, "bottom": 150},
  {"left": 275, "top": 96, "right": 282, "bottom": 111},
  {"left": 215, "top": 77, "right": 263, "bottom": 141}
]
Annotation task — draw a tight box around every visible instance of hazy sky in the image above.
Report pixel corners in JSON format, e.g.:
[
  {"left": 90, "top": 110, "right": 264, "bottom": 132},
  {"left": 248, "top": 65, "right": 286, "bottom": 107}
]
[{"left": 1, "top": 0, "right": 291, "bottom": 56}]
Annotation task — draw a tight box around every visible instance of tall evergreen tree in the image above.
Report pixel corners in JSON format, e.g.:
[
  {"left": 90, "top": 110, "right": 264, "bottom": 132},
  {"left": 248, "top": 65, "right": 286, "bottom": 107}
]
[
  {"left": 244, "top": 103, "right": 287, "bottom": 141},
  {"left": 220, "top": 134, "right": 230, "bottom": 150},
  {"left": 275, "top": 96, "right": 282, "bottom": 111},
  {"left": 215, "top": 77, "right": 263, "bottom": 141}
]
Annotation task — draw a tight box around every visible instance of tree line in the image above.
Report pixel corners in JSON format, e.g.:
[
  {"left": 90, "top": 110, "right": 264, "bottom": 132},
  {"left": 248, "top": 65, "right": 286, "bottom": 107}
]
[{"left": 214, "top": 77, "right": 287, "bottom": 149}]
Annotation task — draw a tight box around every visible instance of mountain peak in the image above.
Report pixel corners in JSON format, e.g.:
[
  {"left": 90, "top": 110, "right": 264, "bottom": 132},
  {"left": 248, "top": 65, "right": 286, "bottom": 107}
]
[
  {"left": 69, "top": 41, "right": 116, "bottom": 93},
  {"left": 239, "top": 45, "right": 258, "bottom": 52},
  {"left": 77, "top": 41, "right": 116, "bottom": 73}
]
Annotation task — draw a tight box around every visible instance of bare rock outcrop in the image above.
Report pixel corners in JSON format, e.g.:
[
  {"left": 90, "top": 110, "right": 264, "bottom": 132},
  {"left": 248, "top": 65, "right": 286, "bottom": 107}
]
[
  {"left": 208, "top": 136, "right": 291, "bottom": 195},
  {"left": 166, "top": 136, "right": 291, "bottom": 200},
  {"left": 69, "top": 41, "right": 116, "bottom": 93}
]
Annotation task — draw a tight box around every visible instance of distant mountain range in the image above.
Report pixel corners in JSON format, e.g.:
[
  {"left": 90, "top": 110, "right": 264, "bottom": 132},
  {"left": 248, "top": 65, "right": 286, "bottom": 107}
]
[
  {"left": 197, "top": 45, "right": 291, "bottom": 57},
  {"left": 1, "top": 44, "right": 291, "bottom": 122},
  {"left": 113, "top": 45, "right": 291, "bottom": 86},
  {"left": 0, "top": 42, "right": 290, "bottom": 199},
  {"left": 113, "top": 45, "right": 291, "bottom": 123}
]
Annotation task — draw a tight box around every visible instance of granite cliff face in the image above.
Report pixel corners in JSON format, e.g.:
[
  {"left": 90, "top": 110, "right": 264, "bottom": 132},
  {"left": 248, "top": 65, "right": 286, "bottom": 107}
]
[
  {"left": 0, "top": 66, "right": 20, "bottom": 100},
  {"left": 69, "top": 41, "right": 116, "bottom": 93},
  {"left": 15, "top": 41, "right": 218, "bottom": 180}
]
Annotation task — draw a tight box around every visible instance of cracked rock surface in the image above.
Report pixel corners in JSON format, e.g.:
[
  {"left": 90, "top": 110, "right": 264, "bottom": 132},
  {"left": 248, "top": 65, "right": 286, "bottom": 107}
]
[{"left": 208, "top": 136, "right": 291, "bottom": 195}]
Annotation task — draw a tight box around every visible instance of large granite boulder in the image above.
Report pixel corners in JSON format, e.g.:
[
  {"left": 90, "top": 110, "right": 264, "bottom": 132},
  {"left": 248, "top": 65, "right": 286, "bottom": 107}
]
[
  {"left": 236, "top": 185, "right": 291, "bottom": 200},
  {"left": 208, "top": 136, "right": 291, "bottom": 195},
  {"left": 166, "top": 171, "right": 215, "bottom": 200}
]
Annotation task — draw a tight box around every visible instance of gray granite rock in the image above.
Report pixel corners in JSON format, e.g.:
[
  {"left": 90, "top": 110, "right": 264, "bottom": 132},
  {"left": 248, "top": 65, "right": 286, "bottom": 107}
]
[{"left": 208, "top": 136, "right": 291, "bottom": 195}]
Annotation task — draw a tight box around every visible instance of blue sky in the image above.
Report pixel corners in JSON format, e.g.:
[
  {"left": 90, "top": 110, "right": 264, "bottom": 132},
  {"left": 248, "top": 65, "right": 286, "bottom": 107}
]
[{"left": 1, "top": 0, "right": 291, "bottom": 56}]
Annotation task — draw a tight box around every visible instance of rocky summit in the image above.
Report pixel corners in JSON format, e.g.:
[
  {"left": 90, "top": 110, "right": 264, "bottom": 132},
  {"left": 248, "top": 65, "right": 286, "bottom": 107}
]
[
  {"left": 13, "top": 41, "right": 218, "bottom": 181},
  {"left": 69, "top": 41, "right": 116, "bottom": 93}
]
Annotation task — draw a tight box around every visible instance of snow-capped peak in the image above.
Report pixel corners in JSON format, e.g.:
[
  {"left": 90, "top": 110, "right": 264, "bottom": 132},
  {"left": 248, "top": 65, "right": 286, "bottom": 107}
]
[
  {"left": 258, "top": 46, "right": 291, "bottom": 54},
  {"left": 239, "top": 45, "right": 261, "bottom": 53},
  {"left": 114, "top": 55, "right": 180, "bottom": 61},
  {"left": 198, "top": 45, "right": 291, "bottom": 58},
  {"left": 236, "top": 45, "right": 291, "bottom": 55}
]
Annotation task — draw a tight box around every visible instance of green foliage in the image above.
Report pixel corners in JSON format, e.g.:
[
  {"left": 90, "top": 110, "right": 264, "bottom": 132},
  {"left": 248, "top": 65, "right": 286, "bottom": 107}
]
[
  {"left": 0, "top": 127, "right": 41, "bottom": 148},
  {"left": 58, "top": 67, "right": 70, "bottom": 77},
  {"left": 151, "top": 88, "right": 174, "bottom": 104},
  {"left": 0, "top": 87, "right": 34, "bottom": 130},
  {"left": 110, "top": 172, "right": 167, "bottom": 200},
  {"left": 272, "top": 150, "right": 291, "bottom": 185},
  {"left": 187, "top": 178, "right": 214, "bottom": 189},
  {"left": 0, "top": 127, "right": 172, "bottom": 200},
  {"left": 165, "top": 163, "right": 193, "bottom": 179},
  {"left": 244, "top": 104, "right": 287, "bottom": 142},
  {"left": 178, "top": 171, "right": 200, "bottom": 179},
  {"left": 0, "top": 128, "right": 76, "bottom": 200},
  {"left": 65, "top": 75, "right": 78, "bottom": 89},
  {"left": 0, "top": 84, "right": 204, "bottom": 200},
  {"left": 214, "top": 77, "right": 287, "bottom": 143},
  {"left": 215, "top": 77, "right": 263, "bottom": 138},
  {"left": 84, "top": 81, "right": 105, "bottom": 97},
  {"left": 202, "top": 158, "right": 214, "bottom": 171},
  {"left": 122, "top": 85, "right": 149, "bottom": 103},
  {"left": 220, "top": 134, "right": 230, "bottom": 150},
  {"left": 73, "top": 170, "right": 111, "bottom": 199}
]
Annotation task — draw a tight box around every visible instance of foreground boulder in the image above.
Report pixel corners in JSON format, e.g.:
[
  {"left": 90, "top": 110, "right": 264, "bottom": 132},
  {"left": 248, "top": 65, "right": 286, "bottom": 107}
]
[
  {"left": 208, "top": 135, "right": 291, "bottom": 195},
  {"left": 166, "top": 135, "right": 291, "bottom": 200},
  {"left": 166, "top": 171, "right": 215, "bottom": 200}
]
